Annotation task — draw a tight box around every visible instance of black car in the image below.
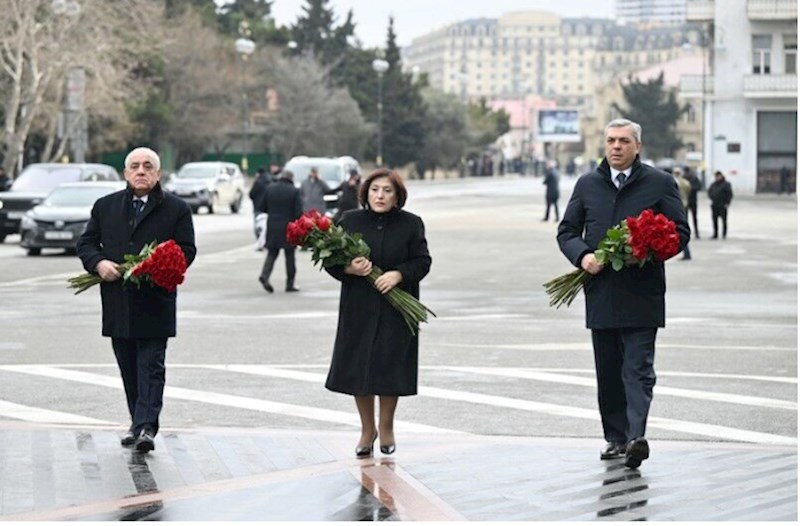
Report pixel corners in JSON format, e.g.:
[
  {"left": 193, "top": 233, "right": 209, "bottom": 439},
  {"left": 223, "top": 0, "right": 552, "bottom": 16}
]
[
  {"left": 0, "top": 163, "right": 121, "bottom": 242},
  {"left": 19, "top": 181, "right": 125, "bottom": 256}
]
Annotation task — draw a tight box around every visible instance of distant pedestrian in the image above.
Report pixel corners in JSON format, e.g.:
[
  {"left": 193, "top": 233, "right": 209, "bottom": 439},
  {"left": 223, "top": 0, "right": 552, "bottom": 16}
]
[
  {"left": 542, "top": 162, "right": 560, "bottom": 222},
  {"left": 249, "top": 167, "right": 272, "bottom": 250},
  {"left": 708, "top": 171, "right": 733, "bottom": 239},
  {"left": 673, "top": 167, "right": 692, "bottom": 260},
  {"left": 779, "top": 165, "right": 792, "bottom": 194},
  {"left": 300, "top": 167, "right": 332, "bottom": 213},
  {"left": 257, "top": 170, "right": 303, "bottom": 293},
  {"left": 683, "top": 167, "right": 702, "bottom": 238},
  {"left": 333, "top": 169, "right": 361, "bottom": 223},
  {"left": 76, "top": 147, "right": 197, "bottom": 453}
]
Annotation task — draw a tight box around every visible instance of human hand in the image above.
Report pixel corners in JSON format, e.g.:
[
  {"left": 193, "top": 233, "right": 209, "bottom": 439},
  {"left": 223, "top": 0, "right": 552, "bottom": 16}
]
[
  {"left": 581, "top": 253, "right": 603, "bottom": 275},
  {"left": 95, "top": 259, "right": 121, "bottom": 281},
  {"left": 345, "top": 256, "right": 372, "bottom": 276},
  {"left": 374, "top": 270, "right": 402, "bottom": 294}
]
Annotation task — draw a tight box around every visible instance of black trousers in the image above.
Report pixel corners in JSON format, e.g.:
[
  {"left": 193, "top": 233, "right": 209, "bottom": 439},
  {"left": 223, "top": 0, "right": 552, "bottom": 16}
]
[
  {"left": 687, "top": 201, "right": 699, "bottom": 237},
  {"left": 260, "top": 246, "right": 296, "bottom": 285},
  {"left": 544, "top": 198, "right": 559, "bottom": 221},
  {"left": 711, "top": 205, "right": 728, "bottom": 238},
  {"left": 591, "top": 327, "right": 657, "bottom": 443},
  {"left": 112, "top": 337, "right": 167, "bottom": 436}
]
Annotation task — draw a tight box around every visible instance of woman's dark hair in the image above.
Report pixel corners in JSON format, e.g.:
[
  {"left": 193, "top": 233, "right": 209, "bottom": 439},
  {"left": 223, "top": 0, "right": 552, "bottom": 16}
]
[{"left": 358, "top": 168, "right": 408, "bottom": 209}]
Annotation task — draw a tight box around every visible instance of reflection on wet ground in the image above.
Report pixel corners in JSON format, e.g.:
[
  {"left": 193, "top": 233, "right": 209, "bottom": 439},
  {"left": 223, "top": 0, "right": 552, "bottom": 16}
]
[{"left": 0, "top": 425, "right": 795, "bottom": 521}]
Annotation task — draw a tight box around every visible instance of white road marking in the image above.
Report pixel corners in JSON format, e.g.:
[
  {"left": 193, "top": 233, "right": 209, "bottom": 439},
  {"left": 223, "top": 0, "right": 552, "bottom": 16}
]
[
  {"left": 442, "top": 367, "right": 797, "bottom": 410},
  {"left": 0, "top": 400, "right": 114, "bottom": 425},
  {"left": 0, "top": 365, "right": 456, "bottom": 435},
  {"left": 198, "top": 364, "right": 797, "bottom": 445}
]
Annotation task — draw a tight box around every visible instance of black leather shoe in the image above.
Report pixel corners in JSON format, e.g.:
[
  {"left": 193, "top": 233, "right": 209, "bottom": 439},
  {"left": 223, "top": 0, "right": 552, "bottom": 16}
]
[
  {"left": 120, "top": 429, "right": 136, "bottom": 447},
  {"left": 624, "top": 437, "right": 649, "bottom": 468},
  {"left": 285, "top": 286, "right": 300, "bottom": 292},
  {"left": 600, "top": 442, "right": 626, "bottom": 460},
  {"left": 134, "top": 429, "right": 155, "bottom": 453},
  {"left": 355, "top": 432, "right": 377, "bottom": 458},
  {"left": 380, "top": 444, "right": 396, "bottom": 455},
  {"left": 258, "top": 277, "right": 274, "bottom": 293}
]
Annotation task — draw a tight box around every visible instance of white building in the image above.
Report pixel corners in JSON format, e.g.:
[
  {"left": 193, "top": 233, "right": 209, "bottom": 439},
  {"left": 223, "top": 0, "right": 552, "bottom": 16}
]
[
  {"left": 616, "top": 0, "right": 688, "bottom": 26},
  {"left": 681, "top": 0, "right": 797, "bottom": 194}
]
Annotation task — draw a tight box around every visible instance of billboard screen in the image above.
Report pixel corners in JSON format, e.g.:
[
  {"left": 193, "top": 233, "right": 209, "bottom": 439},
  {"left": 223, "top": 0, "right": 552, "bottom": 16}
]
[{"left": 536, "top": 109, "right": 581, "bottom": 143}]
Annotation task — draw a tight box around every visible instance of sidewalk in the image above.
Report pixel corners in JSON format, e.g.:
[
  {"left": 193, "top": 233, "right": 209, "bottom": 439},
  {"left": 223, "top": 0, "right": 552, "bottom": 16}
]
[{"left": 0, "top": 422, "right": 795, "bottom": 521}]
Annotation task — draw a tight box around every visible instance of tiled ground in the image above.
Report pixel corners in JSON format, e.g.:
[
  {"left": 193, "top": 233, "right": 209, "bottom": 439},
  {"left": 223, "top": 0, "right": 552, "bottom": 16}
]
[{"left": 0, "top": 422, "right": 795, "bottom": 521}]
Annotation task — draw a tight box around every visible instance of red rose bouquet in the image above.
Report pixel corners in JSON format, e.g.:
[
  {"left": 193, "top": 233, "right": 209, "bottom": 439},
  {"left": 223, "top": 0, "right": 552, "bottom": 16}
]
[
  {"left": 287, "top": 209, "right": 435, "bottom": 335},
  {"left": 68, "top": 239, "right": 187, "bottom": 295},
  {"left": 544, "top": 209, "right": 680, "bottom": 308}
]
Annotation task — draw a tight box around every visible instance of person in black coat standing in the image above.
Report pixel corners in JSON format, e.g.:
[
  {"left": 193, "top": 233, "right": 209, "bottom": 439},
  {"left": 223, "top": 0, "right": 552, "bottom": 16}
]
[
  {"left": 542, "top": 161, "right": 560, "bottom": 221},
  {"left": 324, "top": 168, "right": 431, "bottom": 458},
  {"left": 333, "top": 169, "right": 361, "bottom": 223},
  {"left": 557, "top": 119, "right": 689, "bottom": 469},
  {"left": 76, "top": 147, "right": 196, "bottom": 453},
  {"left": 256, "top": 170, "right": 303, "bottom": 292},
  {"left": 707, "top": 171, "right": 733, "bottom": 239}
]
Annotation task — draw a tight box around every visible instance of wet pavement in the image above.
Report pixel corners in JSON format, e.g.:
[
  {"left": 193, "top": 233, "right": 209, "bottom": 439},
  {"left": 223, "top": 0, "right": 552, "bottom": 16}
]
[{"left": 0, "top": 422, "right": 795, "bottom": 521}]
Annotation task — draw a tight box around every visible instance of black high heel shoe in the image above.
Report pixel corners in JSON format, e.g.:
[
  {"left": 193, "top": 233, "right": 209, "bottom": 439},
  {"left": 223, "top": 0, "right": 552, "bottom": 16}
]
[
  {"left": 355, "top": 432, "right": 377, "bottom": 458},
  {"left": 380, "top": 444, "right": 396, "bottom": 455}
]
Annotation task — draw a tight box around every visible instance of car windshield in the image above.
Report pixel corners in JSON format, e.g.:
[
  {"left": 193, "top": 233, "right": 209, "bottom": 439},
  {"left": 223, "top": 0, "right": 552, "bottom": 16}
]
[
  {"left": 176, "top": 165, "right": 219, "bottom": 179},
  {"left": 11, "top": 166, "right": 82, "bottom": 192},
  {"left": 284, "top": 161, "right": 342, "bottom": 184},
  {"left": 43, "top": 186, "right": 118, "bottom": 207}
]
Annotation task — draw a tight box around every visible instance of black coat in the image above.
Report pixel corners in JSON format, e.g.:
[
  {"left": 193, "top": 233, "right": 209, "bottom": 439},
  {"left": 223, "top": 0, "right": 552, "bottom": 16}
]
[
  {"left": 256, "top": 178, "right": 302, "bottom": 250},
  {"left": 77, "top": 183, "right": 196, "bottom": 338},
  {"left": 543, "top": 169, "right": 560, "bottom": 201},
  {"left": 708, "top": 179, "right": 733, "bottom": 208},
  {"left": 557, "top": 157, "right": 689, "bottom": 329},
  {"left": 325, "top": 208, "right": 432, "bottom": 396}
]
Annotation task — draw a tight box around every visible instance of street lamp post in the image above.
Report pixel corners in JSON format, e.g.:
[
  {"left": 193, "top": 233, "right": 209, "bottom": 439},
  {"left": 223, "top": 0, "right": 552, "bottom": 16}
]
[
  {"left": 235, "top": 32, "right": 255, "bottom": 173},
  {"left": 372, "top": 58, "right": 389, "bottom": 167}
]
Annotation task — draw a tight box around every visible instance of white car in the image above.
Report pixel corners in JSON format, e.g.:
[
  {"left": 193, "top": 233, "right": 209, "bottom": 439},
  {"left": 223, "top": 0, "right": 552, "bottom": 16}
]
[
  {"left": 283, "top": 156, "right": 361, "bottom": 215},
  {"left": 165, "top": 161, "right": 245, "bottom": 214}
]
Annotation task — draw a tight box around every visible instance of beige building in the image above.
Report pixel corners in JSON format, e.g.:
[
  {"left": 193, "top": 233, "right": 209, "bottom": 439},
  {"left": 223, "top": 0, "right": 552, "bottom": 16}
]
[{"left": 403, "top": 10, "right": 704, "bottom": 163}]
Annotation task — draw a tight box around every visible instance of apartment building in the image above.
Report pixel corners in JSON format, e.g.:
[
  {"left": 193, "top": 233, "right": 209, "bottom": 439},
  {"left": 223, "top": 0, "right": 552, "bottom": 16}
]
[
  {"left": 682, "top": 0, "right": 797, "bottom": 193},
  {"left": 403, "top": 10, "right": 703, "bottom": 166},
  {"left": 616, "top": 0, "right": 687, "bottom": 26}
]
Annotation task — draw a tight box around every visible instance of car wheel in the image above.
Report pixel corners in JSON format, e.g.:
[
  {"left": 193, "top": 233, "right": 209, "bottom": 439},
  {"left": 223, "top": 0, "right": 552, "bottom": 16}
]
[
  {"left": 230, "top": 192, "right": 242, "bottom": 214},
  {"left": 27, "top": 247, "right": 41, "bottom": 256},
  {"left": 190, "top": 206, "right": 199, "bottom": 214}
]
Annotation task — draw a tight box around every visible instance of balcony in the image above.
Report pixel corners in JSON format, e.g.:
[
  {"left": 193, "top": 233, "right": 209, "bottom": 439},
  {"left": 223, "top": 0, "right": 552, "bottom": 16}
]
[
  {"left": 686, "top": 0, "right": 714, "bottom": 22},
  {"left": 747, "top": 0, "right": 798, "bottom": 20},
  {"left": 679, "top": 75, "right": 714, "bottom": 97},
  {"left": 743, "top": 74, "right": 797, "bottom": 97}
]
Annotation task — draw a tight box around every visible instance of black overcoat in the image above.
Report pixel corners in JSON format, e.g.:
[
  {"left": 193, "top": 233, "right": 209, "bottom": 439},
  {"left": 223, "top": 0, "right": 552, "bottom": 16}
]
[
  {"left": 557, "top": 157, "right": 689, "bottom": 329},
  {"left": 325, "top": 208, "right": 432, "bottom": 396},
  {"left": 543, "top": 169, "right": 560, "bottom": 201},
  {"left": 256, "top": 179, "right": 302, "bottom": 250},
  {"left": 77, "top": 183, "right": 196, "bottom": 338}
]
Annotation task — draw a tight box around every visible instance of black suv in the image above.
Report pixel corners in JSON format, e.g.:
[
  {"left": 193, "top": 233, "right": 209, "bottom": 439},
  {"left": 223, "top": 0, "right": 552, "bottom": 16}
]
[{"left": 0, "top": 163, "right": 121, "bottom": 242}]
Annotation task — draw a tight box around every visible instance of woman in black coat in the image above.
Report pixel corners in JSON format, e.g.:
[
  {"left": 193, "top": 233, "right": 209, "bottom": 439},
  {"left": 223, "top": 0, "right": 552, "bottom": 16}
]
[{"left": 324, "top": 168, "right": 432, "bottom": 457}]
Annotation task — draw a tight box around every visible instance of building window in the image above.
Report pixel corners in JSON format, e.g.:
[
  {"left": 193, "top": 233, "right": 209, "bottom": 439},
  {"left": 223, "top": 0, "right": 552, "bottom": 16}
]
[
  {"left": 784, "top": 34, "right": 797, "bottom": 74},
  {"left": 752, "top": 35, "right": 772, "bottom": 74},
  {"left": 686, "top": 105, "right": 696, "bottom": 124}
]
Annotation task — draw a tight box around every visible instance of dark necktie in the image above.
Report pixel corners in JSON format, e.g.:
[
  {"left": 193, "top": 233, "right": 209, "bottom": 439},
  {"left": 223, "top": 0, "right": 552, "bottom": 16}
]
[
  {"left": 133, "top": 199, "right": 145, "bottom": 225},
  {"left": 616, "top": 173, "right": 627, "bottom": 189}
]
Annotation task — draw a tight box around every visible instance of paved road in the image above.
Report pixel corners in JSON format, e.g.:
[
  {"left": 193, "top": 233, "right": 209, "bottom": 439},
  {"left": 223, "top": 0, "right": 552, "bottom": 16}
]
[{"left": 0, "top": 174, "right": 796, "bottom": 444}]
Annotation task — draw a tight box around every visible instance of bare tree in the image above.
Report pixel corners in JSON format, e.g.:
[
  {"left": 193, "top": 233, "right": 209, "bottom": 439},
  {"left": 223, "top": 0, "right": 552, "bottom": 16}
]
[
  {"left": 0, "top": 0, "right": 159, "bottom": 175},
  {"left": 259, "top": 53, "right": 370, "bottom": 160}
]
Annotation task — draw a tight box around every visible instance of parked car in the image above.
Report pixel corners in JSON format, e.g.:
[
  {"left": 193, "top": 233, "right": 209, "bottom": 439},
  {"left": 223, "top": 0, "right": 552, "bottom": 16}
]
[
  {"left": 164, "top": 161, "right": 245, "bottom": 214},
  {"left": 282, "top": 156, "right": 361, "bottom": 216},
  {"left": 19, "top": 181, "right": 125, "bottom": 256},
  {"left": 0, "top": 163, "right": 121, "bottom": 243}
]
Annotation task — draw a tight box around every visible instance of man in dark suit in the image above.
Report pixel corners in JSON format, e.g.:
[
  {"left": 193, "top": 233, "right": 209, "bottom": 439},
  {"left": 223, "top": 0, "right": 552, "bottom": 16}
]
[
  {"left": 557, "top": 119, "right": 689, "bottom": 469},
  {"left": 256, "top": 170, "right": 302, "bottom": 293},
  {"left": 77, "top": 147, "right": 196, "bottom": 453}
]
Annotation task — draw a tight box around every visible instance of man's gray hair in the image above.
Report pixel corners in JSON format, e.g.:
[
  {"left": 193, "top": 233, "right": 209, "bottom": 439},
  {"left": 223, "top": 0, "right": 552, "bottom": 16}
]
[
  {"left": 605, "top": 118, "right": 642, "bottom": 143},
  {"left": 124, "top": 147, "right": 161, "bottom": 170},
  {"left": 281, "top": 169, "right": 294, "bottom": 180}
]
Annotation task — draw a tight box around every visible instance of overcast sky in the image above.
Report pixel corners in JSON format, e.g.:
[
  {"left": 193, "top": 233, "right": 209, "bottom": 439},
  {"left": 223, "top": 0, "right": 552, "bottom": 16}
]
[{"left": 268, "top": 0, "right": 616, "bottom": 48}]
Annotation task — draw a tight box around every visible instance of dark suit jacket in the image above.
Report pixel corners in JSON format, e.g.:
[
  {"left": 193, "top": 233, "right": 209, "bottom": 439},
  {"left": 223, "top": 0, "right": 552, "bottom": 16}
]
[
  {"left": 77, "top": 183, "right": 196, "bottom": 338},
  {"left": 557, "top": 156, "right": 689, "bottom": 329},
  {"left": 256, "top": 178, "right": 302, "bottom": 250}
]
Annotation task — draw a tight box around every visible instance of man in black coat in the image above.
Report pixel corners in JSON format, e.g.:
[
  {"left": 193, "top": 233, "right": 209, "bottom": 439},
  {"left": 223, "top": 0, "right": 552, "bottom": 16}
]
[
  {"left": 256, "top": 170, "right": 303, "bottom": 293},
  {"left": 77, "top": 147, "right": 196, "bottom": 453},
  {"left": 557, "top": 119, "right": 689, "bottom": 469},
  {"left": 708, "top": 171, "right": 733, "bottom": 239}
]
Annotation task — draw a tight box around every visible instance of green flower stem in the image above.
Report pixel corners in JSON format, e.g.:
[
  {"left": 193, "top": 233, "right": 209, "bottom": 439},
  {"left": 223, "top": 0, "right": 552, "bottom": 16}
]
[
  {"left": 543, "top": 268, "right": 590, "bottom": 308},
  {"left": 366, "top": 266, "right": 436, "bottom": 336}
]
